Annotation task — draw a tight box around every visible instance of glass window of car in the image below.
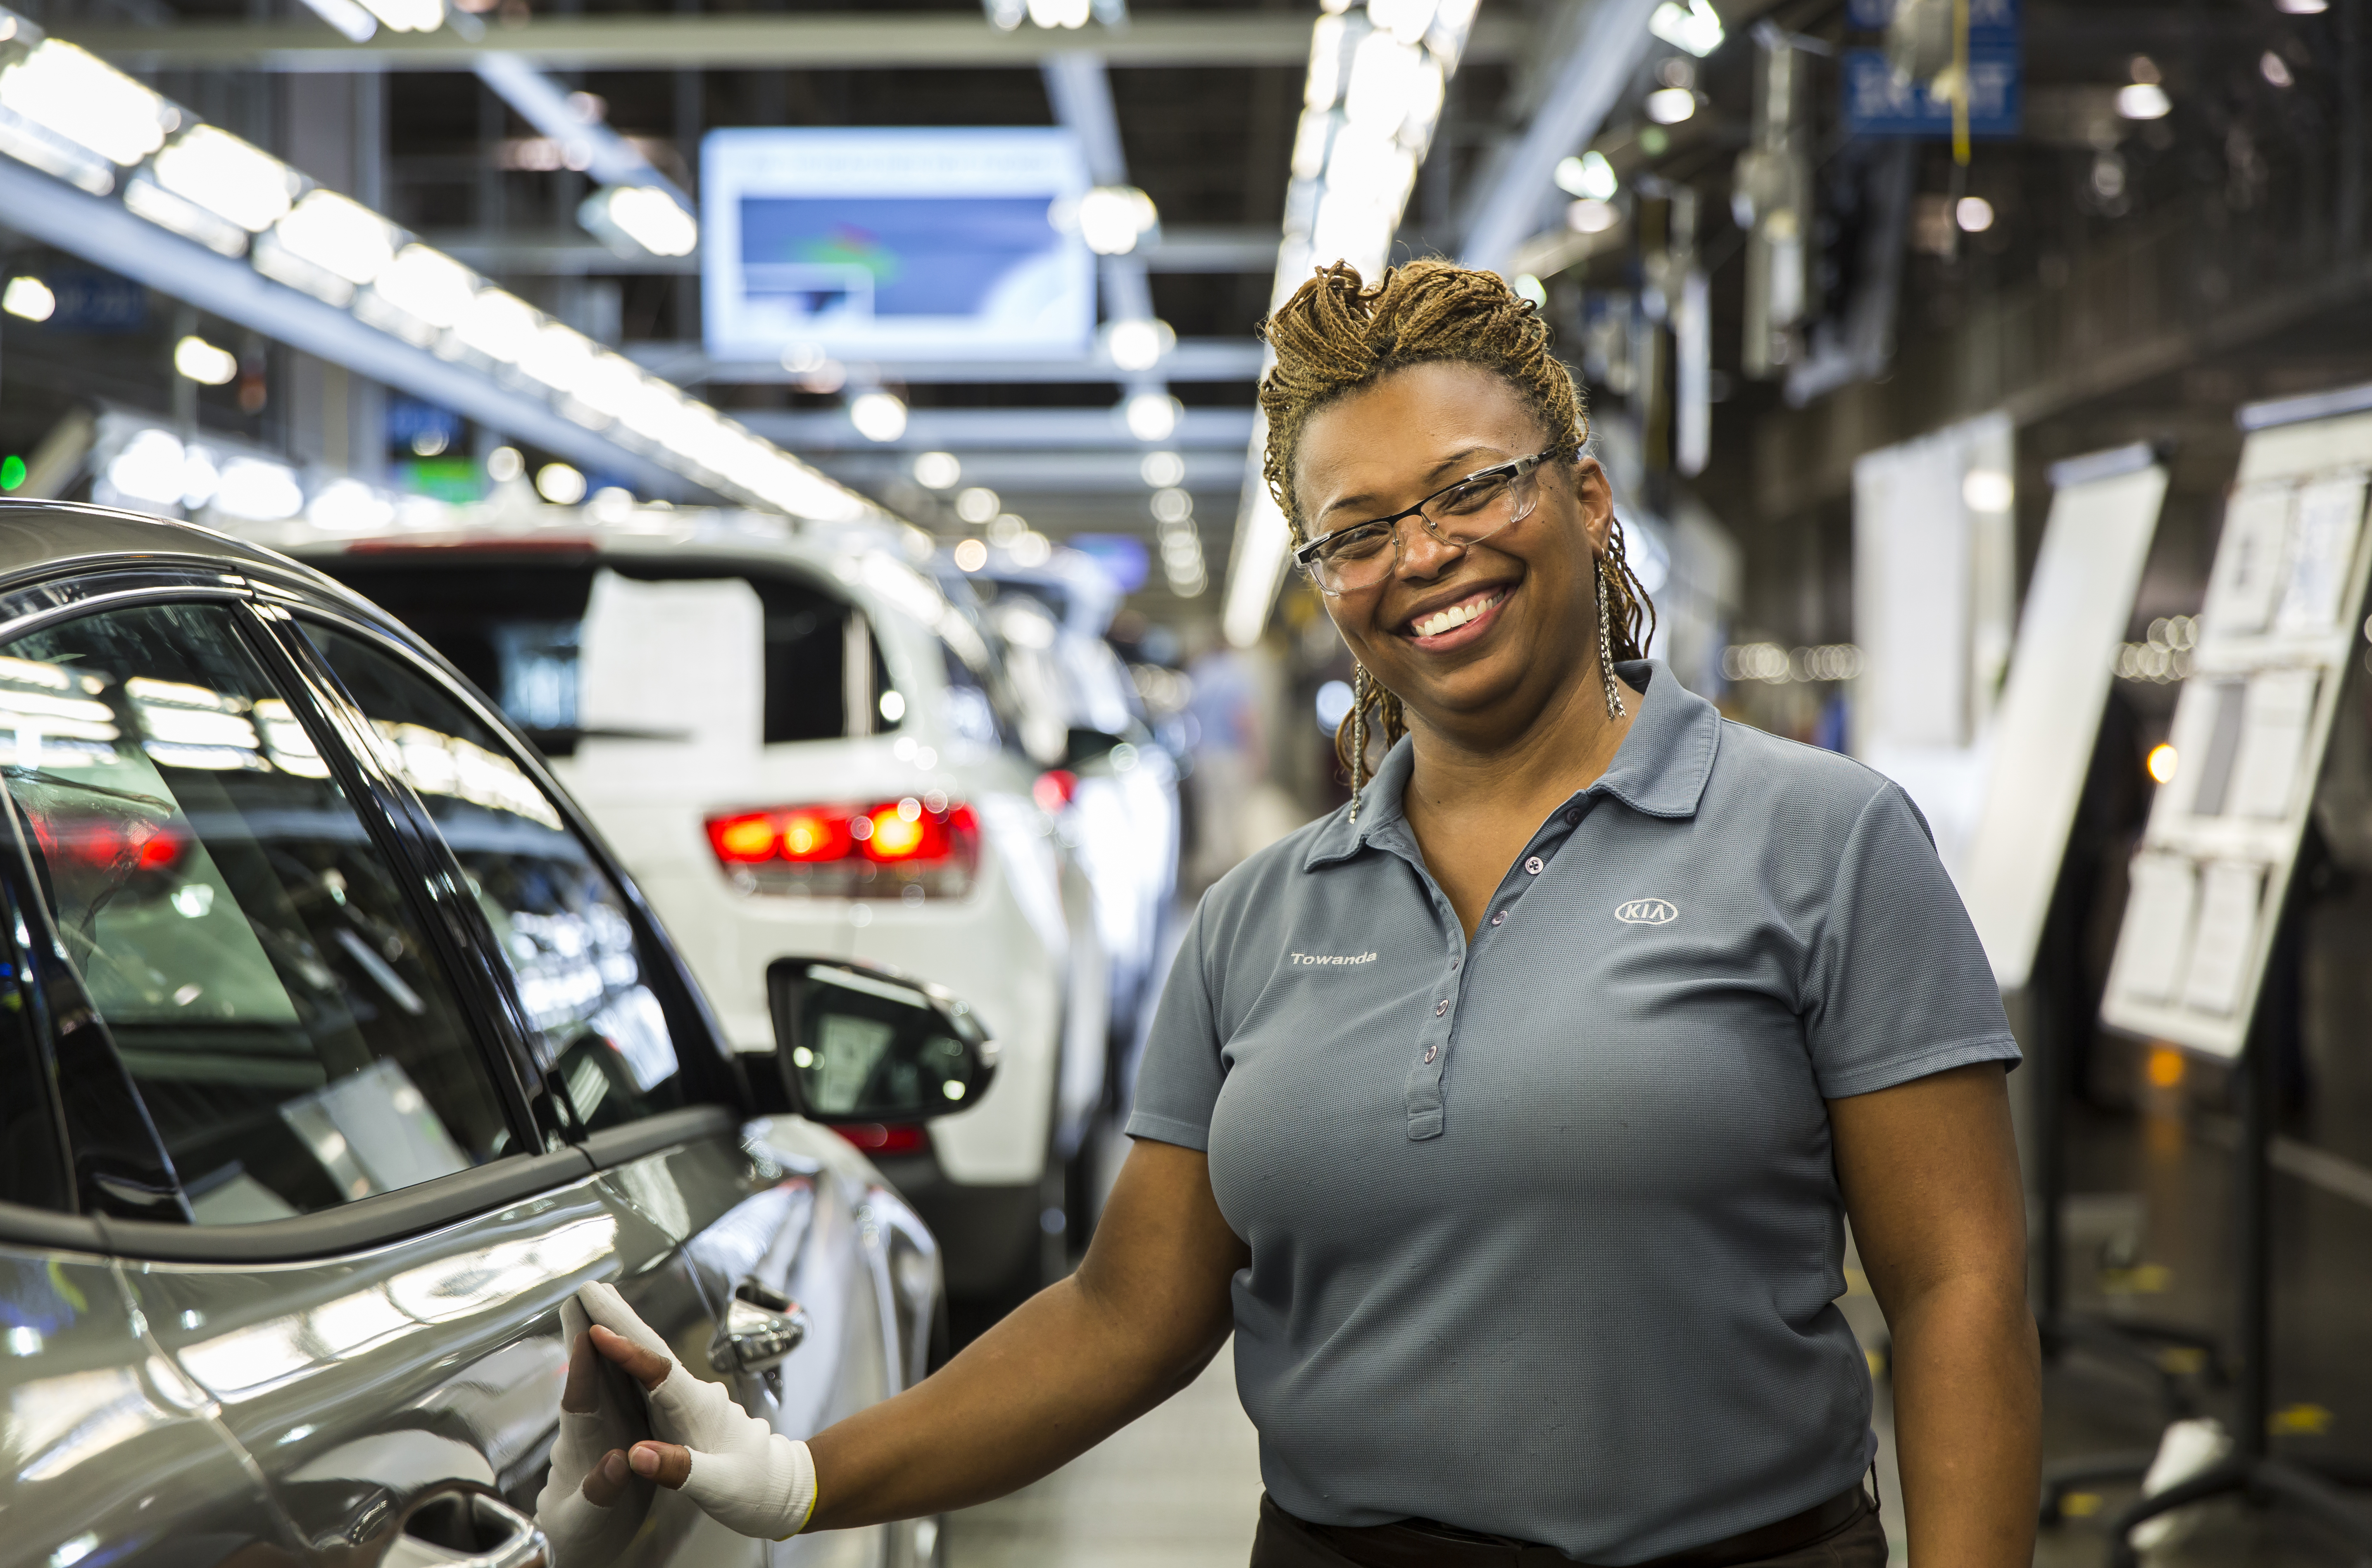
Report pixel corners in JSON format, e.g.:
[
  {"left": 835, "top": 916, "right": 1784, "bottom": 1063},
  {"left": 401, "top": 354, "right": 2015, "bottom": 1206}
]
[
  {"left": 306, "top": 625, "right": 693, "bottom": 1133},
  {"left": 314, "top": 556, "right": 896, "bottom": 754},
  {"left": 0, "top": 602, "right": 510, "bottom": 1224}
]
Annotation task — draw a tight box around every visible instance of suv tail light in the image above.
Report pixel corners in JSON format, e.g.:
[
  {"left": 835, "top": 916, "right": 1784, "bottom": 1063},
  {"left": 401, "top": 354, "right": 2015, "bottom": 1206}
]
[{"left": 705, "top": 796, "right": 980, "bottom": 900}]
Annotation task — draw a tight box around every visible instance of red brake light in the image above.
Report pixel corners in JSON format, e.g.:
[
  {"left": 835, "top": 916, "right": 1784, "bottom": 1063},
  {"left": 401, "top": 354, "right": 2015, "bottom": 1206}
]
[
  {"left": 702, "top": 799, "right": 979, "bottom": 899},
  {"left": 1031, "top": 770, "right": 1077, "bottom": 812},
  {"left": 33, "top": 815, "right": 183, "bottom": 875},
  {"left": 707, "top": 812, "right": 778, "bottom": 864},
  {"left": 832, "top": 1123, "right": 928, "bottom": 1156}
]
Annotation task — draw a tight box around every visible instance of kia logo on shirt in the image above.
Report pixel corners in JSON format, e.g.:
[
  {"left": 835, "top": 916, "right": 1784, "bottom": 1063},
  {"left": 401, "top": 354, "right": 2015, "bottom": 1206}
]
[{"left": 1614, "top": 898, "right": 1679, "bottom": 926}]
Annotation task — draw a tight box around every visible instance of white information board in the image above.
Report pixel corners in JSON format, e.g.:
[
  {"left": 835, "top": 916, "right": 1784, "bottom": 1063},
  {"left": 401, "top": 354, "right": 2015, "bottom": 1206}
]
[
  {"left": 1960, "top": 446, "right": 2167, "bottom": 991},
  {"left": 2101, "top": 404, "right": 2372, "bottom": 1058}
]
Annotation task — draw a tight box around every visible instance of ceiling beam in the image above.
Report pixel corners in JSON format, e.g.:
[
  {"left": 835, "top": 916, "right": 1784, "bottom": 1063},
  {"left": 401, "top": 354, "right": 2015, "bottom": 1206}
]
[
  {"left": 71, "top": 10, "right": 1521, "bottom": 72},
  {"left": 626, "top": 338, "right": 1267, "bottom": 386},
  {"left": 1456, "top": 0, "right": 1662, "bottom": 275},
  {"left": 736, "top": 406, "right": 1256, "bottom": 452}
]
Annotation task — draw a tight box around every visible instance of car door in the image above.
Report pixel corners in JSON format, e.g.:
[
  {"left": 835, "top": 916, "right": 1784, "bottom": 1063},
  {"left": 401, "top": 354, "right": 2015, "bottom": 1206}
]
[
  {"left": 0, "top": 583, "right": 731, "bottom": 1568},
  {"left": 0, "top": 859, "right": 304, "bottom": 1568},
  {"left": 279, "top": 603, "right": 929, "bottom": 1567}
]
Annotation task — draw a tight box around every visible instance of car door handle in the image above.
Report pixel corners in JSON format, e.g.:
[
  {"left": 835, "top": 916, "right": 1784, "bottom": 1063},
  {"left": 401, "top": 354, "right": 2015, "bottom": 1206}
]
[
  {"left": 707, "top": 1283, "right": 810, "bottom": 1376},
  {"left": 384, "top": 1491, "right": 548, "bottom": 1568}
]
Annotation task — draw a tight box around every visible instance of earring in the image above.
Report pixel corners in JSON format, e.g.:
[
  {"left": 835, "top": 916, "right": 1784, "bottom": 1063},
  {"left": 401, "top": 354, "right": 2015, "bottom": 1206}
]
[
  {"left": 1349, "top": 664, "right": 1370, "bottom": 821},
  {"left": 1596, "top": 559, "right": 1627, "bottom": 721}
]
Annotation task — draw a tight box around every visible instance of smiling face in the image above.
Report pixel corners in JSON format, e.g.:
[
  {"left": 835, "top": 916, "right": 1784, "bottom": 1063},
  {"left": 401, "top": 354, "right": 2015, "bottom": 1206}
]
[{"left": 1295, "top": 360, "right": 1615, "bottom": 748}]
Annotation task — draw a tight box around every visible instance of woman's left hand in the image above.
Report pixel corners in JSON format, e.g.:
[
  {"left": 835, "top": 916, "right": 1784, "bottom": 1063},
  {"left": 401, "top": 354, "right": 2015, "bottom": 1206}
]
[{"left": 1832, "top": 1061, "right": 2041, "bottom": 1568}]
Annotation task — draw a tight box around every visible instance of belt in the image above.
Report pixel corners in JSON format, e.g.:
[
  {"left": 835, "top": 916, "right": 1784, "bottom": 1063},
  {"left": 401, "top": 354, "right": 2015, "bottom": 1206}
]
[{"left": 1265, "top": 1481, "right": 1875, "bottom": 1568}]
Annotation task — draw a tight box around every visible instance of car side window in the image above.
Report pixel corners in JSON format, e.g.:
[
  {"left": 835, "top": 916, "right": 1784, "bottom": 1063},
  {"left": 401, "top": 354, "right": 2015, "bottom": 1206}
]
[
  {"left": 0, "top": 603, "right": 511, "bottom": 1224},
  {"left": 305, "top": 625, "right": 692, "bottom": 1133}
]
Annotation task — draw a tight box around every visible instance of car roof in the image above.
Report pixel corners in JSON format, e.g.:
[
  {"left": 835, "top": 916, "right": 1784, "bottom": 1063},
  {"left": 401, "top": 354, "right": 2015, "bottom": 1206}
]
[
  {"left": 0, "top": 500, "right": 408, "bottom": 634},
  {"left": 0, "top": 498, "right": 316, "bottom": 582}
]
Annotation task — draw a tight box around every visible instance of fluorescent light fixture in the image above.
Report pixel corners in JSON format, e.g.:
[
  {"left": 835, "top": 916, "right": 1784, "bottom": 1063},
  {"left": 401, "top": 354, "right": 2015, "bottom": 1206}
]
[
  {"left": 1566, "top": 197, "right": 1620, "bottom": 233},
  {"left": 152, "top": 126, "right": 296, "bottom": 232},
  {"left": 0, "top": 38, "right": 177, "bottom": 168},
  {"left": 519, "top": 321, "right": 597, "bottom": 394},
  {"left": 105, "top": 429, "right": 188, "bottom": 507},
  {"left": 2116, "top": 82, "right": 2172, "bottom": 119},
  {"left": 2, "top": 275, "right": 53, "bottom": 321},
  {"left": 1555, "top": 150, "right": 1619, "bottom": 201},
  {"left": 454, "top": 287, "right": 540, "bottom": 363},
  {"left": 850, "top": 391, "right": 909, "bottom": 443},
  {"left": 307, "top": 477, "right": 396, "bottom": 533},
  {"left": 174, "top": 335, "right": 239, "bottom": 385},
  {"left": 1105, "top": 317, "right": 1176, "bottom": 371},
  {"left": 914, "top": 451, "right": 961, "bottom": 489},
  {"left": 213, "top": 456, "right": 303, "bottom": 521},
  {"left": 1024, "top": 0, "right": 1090, "bottom": 26},
  {"left": 1648, "top": 0, "right": 1724, "bottom": 58},
  {"left": 1962, "top": 469, "right": 2014, "bottom": 512},
  {"left": 355, "top": 0, "right": 444, "bottom": 33},
  {"left": 1141, "top": 450, "right": 1186, "bottom": 488},
  {"left": 1078, "top": 185, "right": 1159, "bottom": 255},
  {"left": 2276, "top": 0, "right": 2326, "bottom": 12},
  {"left": 371, "top": 243, "right": 477, "bottom": 329},
  {"left": 273, "top": 189, "right": 396, "bottom": 287},
  {"left": 1366, "top": 0, "right": 1437, "bottom": 44},
  {"left": 295, "top": 0, "right": 379, "bottom": 42},
  {"left": 535, "top": 463, "right": 587, "bottom": 504},
  {"left": 570, "top": 352, "right": 645, "bottom": 425},
  {"left": 581, "top": 183, "right": 698, "bottom": 259},
  {"left": 124, "top": 175, "right": 250, "bottom": 256},
  {"left": 1645, "top": 86, "right": 1697, "bottom": 124},
  {"left": 1123, "top": 392, "right": 1183, "bottom": 442}
]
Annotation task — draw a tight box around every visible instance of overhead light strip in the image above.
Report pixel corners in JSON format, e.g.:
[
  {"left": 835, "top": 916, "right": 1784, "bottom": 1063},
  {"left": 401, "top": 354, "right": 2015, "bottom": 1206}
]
[
  {"left": 0, "top": 5, "right": 877, "bottom": 525},
  {"left": 1223, "top": 0, "right": 1477, "bottom": 646}
]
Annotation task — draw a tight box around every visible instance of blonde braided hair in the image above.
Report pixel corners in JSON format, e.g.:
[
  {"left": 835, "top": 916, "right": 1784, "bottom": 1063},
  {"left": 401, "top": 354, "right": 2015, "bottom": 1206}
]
[{"left": 1255, "top": 258, "right": 1657, "bottom": 790}]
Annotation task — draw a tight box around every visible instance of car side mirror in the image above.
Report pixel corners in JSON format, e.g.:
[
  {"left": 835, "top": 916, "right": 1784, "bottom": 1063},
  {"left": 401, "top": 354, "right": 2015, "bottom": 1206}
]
[
  {"left": 764, "top": 958, "right": 997, "bottom": 1124},
  {"left": 1065, "top": 726, "right": 1125, "bottom": 767}
]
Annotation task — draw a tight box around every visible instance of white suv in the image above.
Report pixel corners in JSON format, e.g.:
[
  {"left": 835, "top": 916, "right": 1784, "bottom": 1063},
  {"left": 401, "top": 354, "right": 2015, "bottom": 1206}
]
[{"left": 301, "top": 516, "right": 1109, "bottom": 1305}]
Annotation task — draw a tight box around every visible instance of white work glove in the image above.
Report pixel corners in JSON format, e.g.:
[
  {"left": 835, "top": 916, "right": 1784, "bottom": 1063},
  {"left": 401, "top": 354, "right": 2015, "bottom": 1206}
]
[
  {"left": 577, "top": 1281, "right": 819, "bottom": 1541},
  {"left": 535, "top": 1295, "right": 655, "bottom": 1567}
]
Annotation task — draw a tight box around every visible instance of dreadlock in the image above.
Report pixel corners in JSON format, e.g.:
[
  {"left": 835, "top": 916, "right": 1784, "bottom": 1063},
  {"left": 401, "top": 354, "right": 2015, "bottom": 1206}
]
[{"left": 1255, "top": 259, "right": 1656, "bottom": 790}]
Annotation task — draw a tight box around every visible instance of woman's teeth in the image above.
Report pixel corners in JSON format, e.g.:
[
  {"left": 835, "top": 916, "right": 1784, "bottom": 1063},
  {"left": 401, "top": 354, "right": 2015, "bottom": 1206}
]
[{"left": 1411, "top": 592, "right": 1504, "bottom": 639}]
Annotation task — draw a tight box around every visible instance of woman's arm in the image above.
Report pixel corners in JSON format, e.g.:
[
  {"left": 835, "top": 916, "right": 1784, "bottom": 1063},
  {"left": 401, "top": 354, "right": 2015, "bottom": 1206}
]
[
  {"left": 1830, "top": 1061, "right": 2040, "bottom": 1568},
  {"left": 596, "top": 1136, "right": 1248, "bottom": 1530}
]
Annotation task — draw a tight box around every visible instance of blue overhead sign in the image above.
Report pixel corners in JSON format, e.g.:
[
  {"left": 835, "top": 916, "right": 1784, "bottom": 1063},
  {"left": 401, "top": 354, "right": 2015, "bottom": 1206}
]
[
  {"left": 1842, "top": 0, "right": 2020, "bottom": 138},
  {"left": 1843, "top": 50, "right": 2021, "bottom": 137}
]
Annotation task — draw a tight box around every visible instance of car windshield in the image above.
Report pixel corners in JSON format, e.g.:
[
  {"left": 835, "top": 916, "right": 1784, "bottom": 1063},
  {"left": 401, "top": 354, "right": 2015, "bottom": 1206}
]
[{"left": 319, "top": 555, "right": 897, "bottom": 754}]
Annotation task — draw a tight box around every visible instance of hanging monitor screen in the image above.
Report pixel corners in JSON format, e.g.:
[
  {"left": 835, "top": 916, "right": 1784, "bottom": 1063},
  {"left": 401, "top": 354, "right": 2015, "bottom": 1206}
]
[{"left": 701, "top": 128, "right": 1095, "bottom": 364}]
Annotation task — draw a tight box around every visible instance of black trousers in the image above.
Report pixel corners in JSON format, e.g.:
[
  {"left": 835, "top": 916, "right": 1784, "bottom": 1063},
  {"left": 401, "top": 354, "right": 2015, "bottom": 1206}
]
[{"left": 1249, "top": 1485, "right": 1887, "bottom": 1568}]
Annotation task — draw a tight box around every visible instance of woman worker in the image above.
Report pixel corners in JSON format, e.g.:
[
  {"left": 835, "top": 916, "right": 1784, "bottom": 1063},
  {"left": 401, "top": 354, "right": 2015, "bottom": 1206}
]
[{"left": 565, "top": 258, "right": 2042, "bottom": 1568}]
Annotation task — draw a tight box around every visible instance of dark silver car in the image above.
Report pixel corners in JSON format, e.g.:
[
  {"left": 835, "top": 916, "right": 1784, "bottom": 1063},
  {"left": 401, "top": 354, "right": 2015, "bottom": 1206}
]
[{"left": 0, "top": 502, "right": 990, "bottom": 1568}]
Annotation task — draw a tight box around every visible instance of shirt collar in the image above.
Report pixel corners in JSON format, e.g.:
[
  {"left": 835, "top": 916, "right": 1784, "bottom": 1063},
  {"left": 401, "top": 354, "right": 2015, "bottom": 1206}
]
[{"left": 1301, "top": 659, "right": 1721, "bottom": 872}]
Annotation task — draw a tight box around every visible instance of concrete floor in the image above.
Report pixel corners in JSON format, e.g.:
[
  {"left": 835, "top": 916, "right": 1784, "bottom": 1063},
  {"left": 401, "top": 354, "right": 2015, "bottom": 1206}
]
[{"left": 943, "top": 1342, "right": 1263, "bottom": 1568}]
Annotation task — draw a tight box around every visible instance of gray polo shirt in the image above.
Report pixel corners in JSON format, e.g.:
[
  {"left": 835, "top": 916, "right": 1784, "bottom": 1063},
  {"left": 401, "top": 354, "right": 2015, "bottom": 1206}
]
[{"left": 1127, "top": 660, "right": 2018, "bottom": 1563}]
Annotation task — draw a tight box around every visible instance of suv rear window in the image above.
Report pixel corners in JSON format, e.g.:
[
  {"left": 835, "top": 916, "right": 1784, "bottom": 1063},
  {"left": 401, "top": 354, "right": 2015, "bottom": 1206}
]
[{"left": 321, "top": 556, "right": 896, "bottom": 755}]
